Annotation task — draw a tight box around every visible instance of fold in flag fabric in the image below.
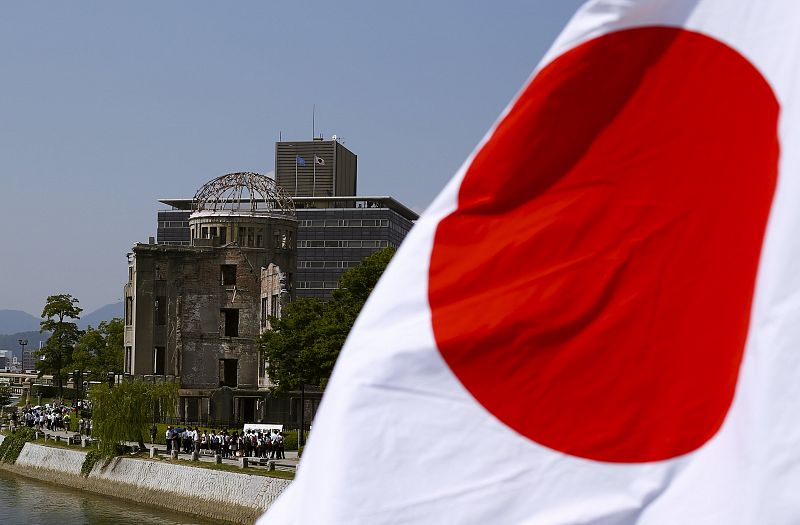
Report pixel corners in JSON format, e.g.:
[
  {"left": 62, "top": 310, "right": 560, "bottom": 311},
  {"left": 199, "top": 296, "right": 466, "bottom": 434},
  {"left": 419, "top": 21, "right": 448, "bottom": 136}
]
[
  {"left": 295, "top": 155, "right": 306, "bottom": 167},
  {"left": 259, "top": 0, "right": 800, "bottom": 523}
]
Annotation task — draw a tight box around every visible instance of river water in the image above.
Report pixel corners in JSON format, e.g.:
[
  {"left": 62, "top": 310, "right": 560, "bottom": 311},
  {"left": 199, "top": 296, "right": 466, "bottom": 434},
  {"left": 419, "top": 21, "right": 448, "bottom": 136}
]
[{"left": 0, "top": 468, "right": 218, "bottom": 525}]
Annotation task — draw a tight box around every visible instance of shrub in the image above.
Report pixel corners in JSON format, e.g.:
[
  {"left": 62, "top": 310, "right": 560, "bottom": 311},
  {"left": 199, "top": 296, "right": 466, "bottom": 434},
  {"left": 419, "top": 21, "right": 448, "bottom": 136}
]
[
  {"left": 282, "top": 430, "right": 309, "bottom": 451},
  {"left": 283, "top": 430, "right": 298, "bottom": 450},
  {"left": 0, "top": 427, "right": 35, "bottom": 464},
  {"left": 89, "top": 381, "right": 178, "bottom": 457},
  {"left": 81, "top": 449, "right": 103, "bottom": 477}
]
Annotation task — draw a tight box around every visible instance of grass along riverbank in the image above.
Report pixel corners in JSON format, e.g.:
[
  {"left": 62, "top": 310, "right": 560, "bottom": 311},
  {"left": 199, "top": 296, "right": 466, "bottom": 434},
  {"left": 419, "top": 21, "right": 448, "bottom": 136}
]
[{"left": 1, "top": 429, "right": 295, "bottom": 480}]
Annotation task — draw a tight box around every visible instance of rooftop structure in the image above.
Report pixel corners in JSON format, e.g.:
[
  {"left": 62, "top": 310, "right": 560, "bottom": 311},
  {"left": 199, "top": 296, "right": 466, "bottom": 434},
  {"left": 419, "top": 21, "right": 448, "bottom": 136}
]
[
  {"left": 159, "top": 195, "right": 416, "bottom": 220},
  {"left": 192, "top": 171, "right": 295, "bottom": 216},
  {"left": 275, "top": 139, "right": 357, "bottom": 197}
]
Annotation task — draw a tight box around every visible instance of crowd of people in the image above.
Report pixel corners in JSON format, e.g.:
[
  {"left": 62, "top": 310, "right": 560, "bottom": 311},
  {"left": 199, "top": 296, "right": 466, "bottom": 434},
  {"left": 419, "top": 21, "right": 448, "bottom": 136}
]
[
  {"left": 162, "top": 426, "right": 286, "bottom": 459},
  {"left": 13, "top": 402, "right": 72, "bottom": 432},
  {"left": 9, "top": 401, "right": 94, "bottom": 436},
  {"left": 8, "top": 402, "right": 289, "bottom": 463}
]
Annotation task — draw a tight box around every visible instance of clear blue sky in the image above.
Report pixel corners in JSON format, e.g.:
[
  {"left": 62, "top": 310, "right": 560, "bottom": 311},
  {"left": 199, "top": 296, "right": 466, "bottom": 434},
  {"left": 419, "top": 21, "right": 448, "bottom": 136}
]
[{"left": 0, "top": 1, "right": 586, "bottom": 316}]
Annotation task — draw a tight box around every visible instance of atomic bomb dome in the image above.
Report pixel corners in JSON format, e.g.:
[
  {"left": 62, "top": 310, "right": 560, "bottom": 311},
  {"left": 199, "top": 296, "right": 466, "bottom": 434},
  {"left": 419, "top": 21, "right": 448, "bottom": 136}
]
[
  {"left": 192, "top": 171, "right": 295, "bottom": 217},
  {"left": 187, "top": 171, "right": 297, "bottom": 249},
  {"left": 125, "top": 170, "right": 297, "bottom": 425}
]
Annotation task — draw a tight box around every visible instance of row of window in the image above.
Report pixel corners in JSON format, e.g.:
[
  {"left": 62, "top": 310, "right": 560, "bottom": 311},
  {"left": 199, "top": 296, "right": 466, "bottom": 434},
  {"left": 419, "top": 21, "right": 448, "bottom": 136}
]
[
  {"left": 297, "top": 240, "right": 389, "bottom": 249},
  {"left": 299, "top": 219, "right": 390, "bottom": 228},
  {"left": 160, "top": 218, "right": 406, "bottom": 232},
  {"left": 297, "top": 260, "right": 360, "bottom": 269},
  {"left": 126, "top": 265, "right": 278, "bottom": 328},
  {"left": 122, "top": 345, "right": 168, "bottom": 376},
  {"left": 297, "top": 281, "right": 340, "bottom": 290},
  {"left": 260, "top": 294, "right": 281, "bottom": 328},
  {"left": 190, "top": 225, "right": 294, "bottom": 250}
]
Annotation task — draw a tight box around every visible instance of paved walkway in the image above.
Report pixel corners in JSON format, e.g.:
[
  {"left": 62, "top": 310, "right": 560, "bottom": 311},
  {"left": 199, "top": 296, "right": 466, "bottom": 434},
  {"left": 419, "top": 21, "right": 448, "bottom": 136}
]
[{"left": 33, "top": 428, "right": 298, "bottom": 472}]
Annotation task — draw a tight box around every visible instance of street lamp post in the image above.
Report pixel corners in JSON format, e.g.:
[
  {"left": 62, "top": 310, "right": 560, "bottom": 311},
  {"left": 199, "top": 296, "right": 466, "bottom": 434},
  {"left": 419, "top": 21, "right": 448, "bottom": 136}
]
[
  {"left": 299, "top": 384, "right": 306, "bottom": 447},
  {"left": 80, "top": 370, "right": 90, "bottom": 409},
  {"left": 25, "top": 379, "right": 32, "bottom": 406},
  {"left": 18, "top": 339, "right": 28, "bottom": 370},
  {"left": 73, "top": 370, "right": 79, "bottom": 407}
]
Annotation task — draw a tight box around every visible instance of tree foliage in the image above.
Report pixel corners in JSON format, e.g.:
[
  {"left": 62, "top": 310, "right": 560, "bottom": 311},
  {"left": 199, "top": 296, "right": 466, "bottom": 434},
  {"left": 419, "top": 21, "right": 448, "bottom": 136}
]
[
  {"left": 0, "top": 384, "right": 12, "bottom": 408},
  {"left": 37, "top": 294, "right": 82, "bottom": 397},
  {"left": 260, "top": 248, "right": 395, "bottom": 393},
  {"left": 89, "top": 380, "right": 178, "bottom": 456},
  {"left": 260, "top": 299, "right": 326, "bottom": 393},
  {"left": 72, "top": 319, "right": 124, "bottom": 381}
]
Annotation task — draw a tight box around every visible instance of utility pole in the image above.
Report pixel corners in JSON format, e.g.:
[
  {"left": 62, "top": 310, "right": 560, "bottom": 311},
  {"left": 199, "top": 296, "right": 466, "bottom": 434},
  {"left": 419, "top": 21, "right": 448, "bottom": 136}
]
[
  {"left": 18, "top": 339, "right": 28, "bottom": 371},
  {"left": 73, "top": 370, "right": 79, "bottom": 408},
  {"left": 299, "top": 384, "right": 306, "bottom": 447}
]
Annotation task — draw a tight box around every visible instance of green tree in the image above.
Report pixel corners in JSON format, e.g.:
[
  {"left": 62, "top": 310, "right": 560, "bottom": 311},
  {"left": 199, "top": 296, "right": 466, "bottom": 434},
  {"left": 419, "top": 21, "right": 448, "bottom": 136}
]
[
  {"left": 332, "top": 247, "right": 396, "bottom": 307},
  {"left": 315, "top": 247, "right": 397, "bottom": 385},
  {"left": 260, "top": 298, "right": 326, "bottom": 394},
  {"left": 260, "top": 248, "right": 395, "bottom": 392},
  {"left": 94, "top": 318, "right": 124, "bottom": 379},
  {"left": 0, "top": 385, "right": 12, "bottom": 410},
  {"left": 72, "top": 327, "right": 103, "bottom": 374},
  {"left": 73, "top": 319, "right": 124, "bottom": 382},
  {"left": 38, "top": 294, "right": 82, "bottom": 398},
  {"left": 89, "top": 380, "right": 178, "bottom": 455}
]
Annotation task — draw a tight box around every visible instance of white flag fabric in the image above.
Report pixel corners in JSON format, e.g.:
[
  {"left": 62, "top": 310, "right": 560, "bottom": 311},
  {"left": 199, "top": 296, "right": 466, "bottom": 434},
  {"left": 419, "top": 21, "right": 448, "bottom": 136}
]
[{"left": 259, "top": 1, "right": 800, "bottom": 523}]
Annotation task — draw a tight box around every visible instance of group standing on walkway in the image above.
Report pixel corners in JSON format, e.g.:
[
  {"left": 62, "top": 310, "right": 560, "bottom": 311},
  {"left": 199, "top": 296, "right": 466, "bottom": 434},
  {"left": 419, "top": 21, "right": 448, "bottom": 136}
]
[{"left": 163, "top": 426, "right": 285, "bottom": 459}]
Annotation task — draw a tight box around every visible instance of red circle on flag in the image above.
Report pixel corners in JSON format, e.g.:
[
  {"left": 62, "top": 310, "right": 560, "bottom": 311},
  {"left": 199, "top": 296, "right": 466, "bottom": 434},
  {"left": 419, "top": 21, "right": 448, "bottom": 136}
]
[{"left": 429, "top": 27, "right": 779, "bottom": 463}]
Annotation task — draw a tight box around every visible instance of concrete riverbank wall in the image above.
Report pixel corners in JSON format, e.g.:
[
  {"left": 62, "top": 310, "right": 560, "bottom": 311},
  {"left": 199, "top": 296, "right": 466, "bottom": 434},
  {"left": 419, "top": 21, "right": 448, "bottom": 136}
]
[{"left": 0, "top": 435, "right": 290, "bottom": 524}]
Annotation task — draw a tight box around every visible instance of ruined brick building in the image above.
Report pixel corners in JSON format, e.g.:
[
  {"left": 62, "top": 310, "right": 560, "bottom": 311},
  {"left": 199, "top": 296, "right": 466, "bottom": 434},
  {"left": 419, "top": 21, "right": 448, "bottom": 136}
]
[{"left": 124, "top": 172, "right": 296, "bottom": 424}]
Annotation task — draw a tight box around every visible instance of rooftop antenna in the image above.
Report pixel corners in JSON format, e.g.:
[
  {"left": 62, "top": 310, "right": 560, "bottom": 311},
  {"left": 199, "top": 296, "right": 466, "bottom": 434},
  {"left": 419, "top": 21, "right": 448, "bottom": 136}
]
[{"left": 312, "top": 104, "right": 316, "bottom": 140}]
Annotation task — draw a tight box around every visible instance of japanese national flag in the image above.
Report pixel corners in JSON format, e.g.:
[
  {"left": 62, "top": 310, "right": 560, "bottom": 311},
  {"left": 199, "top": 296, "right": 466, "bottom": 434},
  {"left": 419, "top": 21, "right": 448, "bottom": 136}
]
[{"left": 259, "top": 1, "right": 800, "bottom": 523}]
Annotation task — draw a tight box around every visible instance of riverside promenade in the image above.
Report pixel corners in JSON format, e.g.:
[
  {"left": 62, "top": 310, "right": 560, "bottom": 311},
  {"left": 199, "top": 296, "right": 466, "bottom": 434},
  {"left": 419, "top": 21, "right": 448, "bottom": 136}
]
[
  {"left": 37, "top": 427, "right": 300, "bottom": 473},
  {"left": 0, "top": 432, "right": 293, "bottom": 524}
]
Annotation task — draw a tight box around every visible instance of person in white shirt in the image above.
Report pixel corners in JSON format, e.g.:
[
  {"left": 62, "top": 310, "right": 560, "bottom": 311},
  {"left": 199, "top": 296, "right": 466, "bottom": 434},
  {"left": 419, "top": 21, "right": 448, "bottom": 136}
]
[{"left": 166, "top": 426, "right": 174, "bottom": 453}]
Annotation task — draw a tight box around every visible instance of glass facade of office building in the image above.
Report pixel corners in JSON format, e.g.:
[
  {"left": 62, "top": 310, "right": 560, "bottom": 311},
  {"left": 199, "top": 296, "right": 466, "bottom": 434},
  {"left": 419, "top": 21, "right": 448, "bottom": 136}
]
[
  {"left": 294, "top": 205, "right": 414, "bottom": 299},
  {"left": 155, "top": 196, "right": 417, "bottom": 300}
]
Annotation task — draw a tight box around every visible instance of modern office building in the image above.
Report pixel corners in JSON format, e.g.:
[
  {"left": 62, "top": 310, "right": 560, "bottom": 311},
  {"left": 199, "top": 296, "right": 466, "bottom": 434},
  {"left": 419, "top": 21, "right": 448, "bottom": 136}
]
[
  {"left": 292, "top": 196, "right": 416, "bottom": 299},
  {"left": 275, "top": 139, "right": 357, "bottom": 198},
  {"left": 125, "top": 172, "right": 297, "bottom": 424},
  {"left": 156, "top": 209, "right": 191, "bottom": 246},
  {"left": 156, "top": 138, "right": 416, "bottom": 299},
  {"left": 22, "top": 349, "right": 36, "bottom": 373},
  {"left": 156, "top": 195, "right": 417, "bottom": 300},
  {"left": 157, "top": 141, "right": 416, "bottom": 299}
]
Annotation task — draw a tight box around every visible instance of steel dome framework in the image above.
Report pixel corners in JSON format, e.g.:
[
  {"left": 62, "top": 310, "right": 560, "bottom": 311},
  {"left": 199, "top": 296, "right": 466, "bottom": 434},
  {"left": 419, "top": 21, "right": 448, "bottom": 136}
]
[{"left": 192, "top": 172, "right": 295, "bottom": 216}]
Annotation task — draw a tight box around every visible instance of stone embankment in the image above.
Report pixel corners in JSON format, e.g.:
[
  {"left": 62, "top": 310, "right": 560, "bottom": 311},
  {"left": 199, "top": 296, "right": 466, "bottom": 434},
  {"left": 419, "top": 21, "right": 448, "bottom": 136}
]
[{"left": 0, "top": 435, "right": 291, "bottom": 524}]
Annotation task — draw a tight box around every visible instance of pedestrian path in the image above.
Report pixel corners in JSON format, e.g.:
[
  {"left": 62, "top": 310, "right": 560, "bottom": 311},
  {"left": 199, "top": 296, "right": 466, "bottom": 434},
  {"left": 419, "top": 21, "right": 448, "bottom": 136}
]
[{"left": 36, "top": 428, "right": 298, "bottom": 473}]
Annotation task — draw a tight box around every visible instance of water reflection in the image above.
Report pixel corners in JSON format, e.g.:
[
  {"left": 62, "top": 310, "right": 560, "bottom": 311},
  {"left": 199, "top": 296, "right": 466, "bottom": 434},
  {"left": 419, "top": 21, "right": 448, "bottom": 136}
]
[{"left": 0, "top": 468, "right": 217, "bottom": 525}]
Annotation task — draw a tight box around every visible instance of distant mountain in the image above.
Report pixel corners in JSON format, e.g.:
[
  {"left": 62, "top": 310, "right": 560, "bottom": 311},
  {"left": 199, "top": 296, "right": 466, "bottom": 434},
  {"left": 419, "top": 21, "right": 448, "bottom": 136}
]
[
  {"left": 0, "top": 331, "right": 49, "bottom": 360},
  {"left": 0, "top": 310, "right": 41, "bottom": 334},
  {"left": 78, "top": 302, "right": 123, "bottom": 330},
  {"left": 0, "top": 302, "right": 122, "bottom": 358}
]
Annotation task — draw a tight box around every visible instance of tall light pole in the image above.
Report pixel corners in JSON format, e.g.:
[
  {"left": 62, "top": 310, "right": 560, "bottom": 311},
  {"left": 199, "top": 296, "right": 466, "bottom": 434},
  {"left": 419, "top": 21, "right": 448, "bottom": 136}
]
[
  {"left": 73, "top": 370, "right": 80, "bottom": 408},
  {"left": 80, "top": 370, "right": 90, "bottom": 410},
  {"left": 18, "top": 339, "right": 28, "bottom": 371}
]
